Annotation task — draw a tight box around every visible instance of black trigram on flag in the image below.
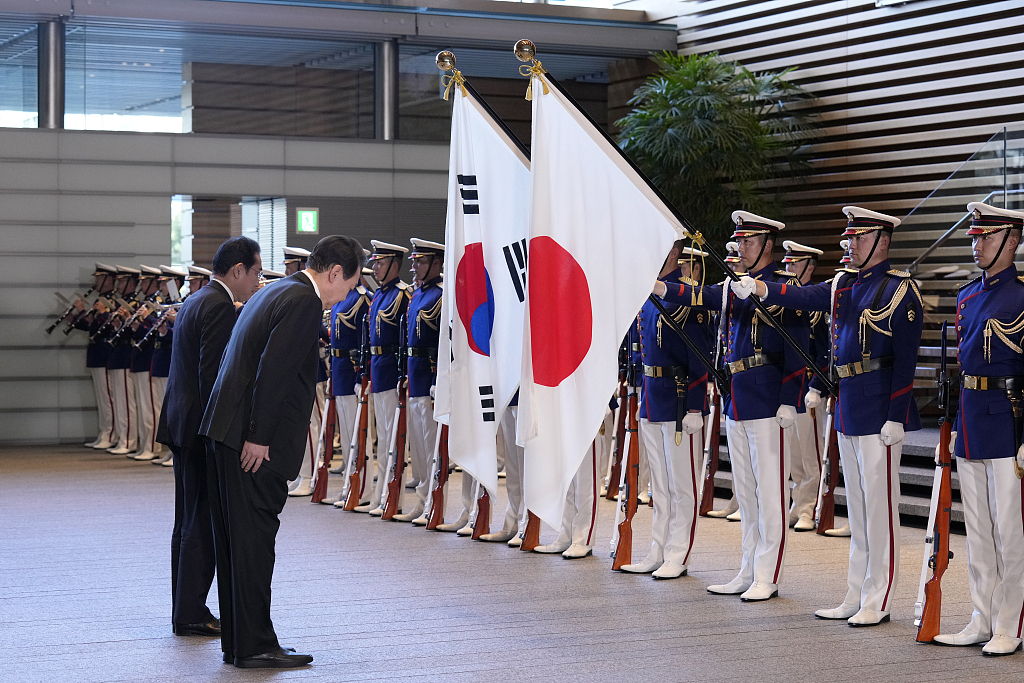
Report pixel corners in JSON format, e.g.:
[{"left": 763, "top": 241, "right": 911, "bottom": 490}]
[
  {"left": 503, "top": 238, "right": 528, "bottom": 303},
  {"left": 458, "top": 175, "right": 479, "bottom": 214},
  {"left": 479, "top": 385, "right": 495, "bottom": 422}
]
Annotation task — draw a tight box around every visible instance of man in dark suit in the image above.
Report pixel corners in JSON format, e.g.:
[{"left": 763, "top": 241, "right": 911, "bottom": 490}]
[
  {"left": 156, "top": 236, "right": 262, "bottom": 638},
  {"left": 200, "top": 235, "right": 364, "bottom": 669}
]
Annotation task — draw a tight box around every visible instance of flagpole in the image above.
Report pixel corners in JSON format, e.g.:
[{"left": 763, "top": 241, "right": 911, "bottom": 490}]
[{"left": 513, "top": 40, "right": 837, "bottom": 398}]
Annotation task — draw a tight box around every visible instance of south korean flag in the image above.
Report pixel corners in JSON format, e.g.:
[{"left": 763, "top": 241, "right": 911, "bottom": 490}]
[{"left": 433, "top": 76, "right": 531, "bottom": 497}]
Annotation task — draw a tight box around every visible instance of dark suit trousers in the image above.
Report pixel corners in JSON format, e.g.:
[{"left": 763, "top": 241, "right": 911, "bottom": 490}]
[
  {"left": 171, "top": 444, "right": 215, "bottom": 625},
  {"left": 207, "top": 439, "right": 288, "bottom": 659}
]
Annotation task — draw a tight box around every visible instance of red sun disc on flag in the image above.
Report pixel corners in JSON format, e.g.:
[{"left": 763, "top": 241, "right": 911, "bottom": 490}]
[{"left": 528, "top": 236, "right": 592, "bottom": 387}]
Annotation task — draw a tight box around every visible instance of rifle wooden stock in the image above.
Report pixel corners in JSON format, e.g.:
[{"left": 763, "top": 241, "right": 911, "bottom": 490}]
[
  {"left": 606, "top": 373, "right": 628, "bottom": 500},
  {"left": 471, "top": 489, "right": 491, "bottom": 540},
  {"left": 612, "top": 387, "right": 640, "bottom": 570},
  {"left": 382, "top": 386, "right": 408, "bottom": 520},
  {"left": 699, "top": 388, "right": 722, "bottom": 516},
  {"left": 310, "top": 392, "right": 336, "bottom": 503},
  {"left": 426, "top": 424, "right": 450, "bottom": 530},
  {"left": 343, "top": 377, "right": 370, "bottom": 511},
  {"left": 816, "top": 399, "right": 840, "bottom": 535},
  {"left": 917, "top": 420, "right": 953, "bottom": 642},
  {"left": 519, "top": 510, "right": 541, "bottom": 551}
]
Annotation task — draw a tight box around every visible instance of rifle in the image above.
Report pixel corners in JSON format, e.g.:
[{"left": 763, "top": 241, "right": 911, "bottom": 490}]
[
  {"left": 612, "top": 361, "right": 640, "bottom": 570},
  {"left": 698, "top": 385, "right": 722, "bottom": 515},
  {"left": 343, "top": 337, "right": 371, "bottom": 510},
  {"left": 426, "top": 423, "right": 449, "bottom": 529},
  {"left": 605, "top": 345, "right": 629, "bottom": 500},
  {"left": 916, "top": 321, "right": 954, "bottom": 642},
  {"left": 814, "top": 395, "right": 841, "bottom": 534},
  {"left": 382, "top": 314, "right": 409, "bottom": 520},
  {"left": 47, "top": 287, "right": 95, "bottom": 334},
  {"left": 471, "top": 485, "right": 491, "bottom": 540},
  {"left": 310, "top": 379, "right": 336, "bottom": 503}
]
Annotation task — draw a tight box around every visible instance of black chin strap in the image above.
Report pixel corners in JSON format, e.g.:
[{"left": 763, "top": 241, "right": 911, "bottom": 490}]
[
  {"left": 795, "top": 260, "right": 811, "bottom": 282},
  {"left": 981, "top": 229, "right": 1013, "bottom": 272},
  {"left": 854, "top": 230, "right": 884, "bottom": 269},
  {"left": 748, "top": 235, "right": 770, "bottom": 272}
]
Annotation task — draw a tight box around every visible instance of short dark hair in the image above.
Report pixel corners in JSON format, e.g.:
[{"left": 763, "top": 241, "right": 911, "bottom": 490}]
[
  {"left": 212, "top": 236, "right": 261, "bottom": 276},
  {"left": 307, "top": 235, "right": 365, "bottom": 279}
]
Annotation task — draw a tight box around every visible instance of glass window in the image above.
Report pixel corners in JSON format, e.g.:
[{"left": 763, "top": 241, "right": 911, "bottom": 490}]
[{"left": 0, "top": 18, "right": 39, "bottom": 128}]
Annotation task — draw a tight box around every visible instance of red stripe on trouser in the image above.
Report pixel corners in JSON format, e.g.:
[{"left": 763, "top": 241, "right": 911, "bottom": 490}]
[
  {"left": 104, "top": 370, "right": 115, "bottom": 441},
  {"left": 683, "top": 432, "right": 698, "bottom": 565},
  {"left": 585, "top": 442, "right": 597, "bottom": 546},
  {"left": 772, "top": 426, "right": 787, "bottom": 584},
  {"left": 881, "top": 445, "right": 895, "bottom": 610},
  {"left": 148, "top": 375, "right": 157, "bottom": 452},
  {"left": 1018, "top": 476, "right": 1024, "bottom": 638}
]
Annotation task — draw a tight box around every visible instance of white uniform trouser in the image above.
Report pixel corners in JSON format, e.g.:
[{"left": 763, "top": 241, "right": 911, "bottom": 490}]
[
  {"left": 109, "top": 368, "right": 137, "bottom": 451},
  {"left": 726, "top": 416, "right": 792, "bottom": 586},
  {"left": 89, "top": 367, "right": 115, "bottom": 444},
  {"left": 641, "top": 419, "right": 700, "bottom": 566},
  {"left": 638, "top": 434, "right": 651, "bottom": 495},
  {"left": 407, "top": 395, "right": 436, "bottom": 507},
  {"left": 838, "top": 432, "right": 901, "bottom": 613},
  {"left": 790, "top": 408, "right": 824, "bottom": 524},
  {"left": 334, "top": 392, "right": 359, "bottom": 494},
  {"left": 957, "top": 457, "right": 1024, "bottom": 638},
  {"left": 547, "top": 440, "right": 600, "bottom": 548},
  {"left": 372, "top": 388, "right": 400, "bottom": 507},
  {"left": 499, "top": 407, "right": 525, "bottom": 534},
  {"left": 132, "top": 370, "right": 158, "bottom": 455},
  {"left": 149, "top": 375, "right": 167, "bottom": 456},
  {"left": 294, "top": 381, "right": 326, "bottom": 486}
]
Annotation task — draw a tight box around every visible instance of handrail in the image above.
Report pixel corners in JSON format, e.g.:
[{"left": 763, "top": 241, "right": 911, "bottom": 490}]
[{"left": 907, "top": 189, "right": 1024, "bottom": 275}]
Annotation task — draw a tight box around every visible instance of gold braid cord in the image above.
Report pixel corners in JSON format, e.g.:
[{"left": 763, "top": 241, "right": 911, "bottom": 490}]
[
  {"left": 657, "top": 305, "right": 690, "bottom": 348},
  {"left": 858, "top": 278, "right": 910, "bottom": 354},
  {"left": 984, "top": 310, "right": 1024, "bottom": 362},
  {"left": 375, "top": 288, "right": 409, "bottom": 336},
  {"left": 335, "top": 294, "right": 368, "bottom": 334},
  {"left": 441, "top": 69, "right": 468, "bottom": 101},
  {"left": 520, "top": 61, "right": 549, "bottom": 101},
  {"left": 416, "top": 296, "right": 443, "bottom": 338}
]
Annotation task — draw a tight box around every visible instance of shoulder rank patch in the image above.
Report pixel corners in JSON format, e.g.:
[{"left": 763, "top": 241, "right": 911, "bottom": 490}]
[
  {"left": 887, "top": 269, "right": 911, "bottom": 278},
  {"left": 696, "top": 312, "right": 703, "bottom": 324},
  {"left": 908, "top": 308, "right": 916, "bottom": 322}
]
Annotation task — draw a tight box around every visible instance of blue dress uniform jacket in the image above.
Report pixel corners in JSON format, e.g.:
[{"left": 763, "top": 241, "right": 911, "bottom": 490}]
[
  {"left": 131, "top": 315, "right": 157, "bottom": 373},
  {"left": 330, "top": 286, "right": 370, "bottom": 397},
  {"left": 151, "top": 327, "right": 173, "bottom": 378},
  {"left": 760, "top": 259, "right": 924, "bottom": 436},
  {"left": 76, "top": 312, "right": 110, "bottom": 368},
  {"left": 638, "top": 268, "right": 712, "bottom": 422},
  {"left": 803, "top": 308, "right": 831, "bottom": 405},
  {"left": 660, "top": 262, "right": 810, "bottom": 422},
  {"left": 368, "top": 278, "right": 410, "bottom": 393},
  {"left": 953, "top": 266, "right": 1024, "bottom": 460},
  {"left": 407, "top": 276, "right": 443, "bottom": 398}
]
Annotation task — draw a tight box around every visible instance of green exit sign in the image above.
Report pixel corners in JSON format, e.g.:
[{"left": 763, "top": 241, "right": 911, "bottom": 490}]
[{"left": 297, "top": 207, "right": 319, "bottom": 234}]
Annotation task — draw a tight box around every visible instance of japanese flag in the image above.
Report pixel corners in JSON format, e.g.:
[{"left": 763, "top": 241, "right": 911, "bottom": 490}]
[{"left": 517, "top": 73, "right": 684, "bottom": 527}]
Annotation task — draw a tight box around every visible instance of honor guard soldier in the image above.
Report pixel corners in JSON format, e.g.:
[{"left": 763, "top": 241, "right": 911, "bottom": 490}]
[
  {"left": 143, "top": 265, "right": 188, "bottom": 465},
  {"left": 106, "top": 266, "right": 142, "bottom": 455},
  {"left": 395, "top": 238, "right": 444, "bottom": 522},
  {"left": 706, "top": 241, "right": 743, "bottom": 520},
  {"left": 187, "top": 266, "right": 212, "bottom": 294},
  {"left": 129, "top": 266, "right": 165, "bottom": 461},
  {"left": 621, "top": 242, "right": 712, "bottom": 578},
  {"left": 324, "top": 268, "right": 372, "bottom": 504},
  {"left": 490, "top": 391, "right": 526, "bottom": 543},
  {"left": 933, "top": 203, "right": 1024, "bottom": 655},
  {"left": 732, "top": 206, "right": 924, "bottom": 626},
  {"left": 780, "top": 241, "right": 828, "bottom": 532},
  {"left": 360, "top": 241, "right": 411, "bottom": 515},
  {"left": 75, "top": 263, "right": 118, "bottom": 450},
  {"left": 283, "top": 246, "right": 310, "bottom": 276},
  {"left": 654, "top": 212, "right": 810, "bottom": 602}
]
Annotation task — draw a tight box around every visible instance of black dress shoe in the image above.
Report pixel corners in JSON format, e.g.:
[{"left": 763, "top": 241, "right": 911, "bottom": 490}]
[
  {"left": 223, "top": 653, "right": 232, "bottom": 663},
  {"left": 234, "top": 648, "right": 312, "bottom": 669},
  {"left": 173, "top": 617, "right": 221, "bottom": 636}
]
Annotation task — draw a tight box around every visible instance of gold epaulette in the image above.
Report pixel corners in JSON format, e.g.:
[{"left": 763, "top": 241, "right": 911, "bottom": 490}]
[
  {"left": 774, "top": 270, "right": 791, "bottom": 278},
  {"left": 887, "top": 269, "right": 911, "bottom": 278},
  {"left": 678, "top": 275, "right": 699, "bottom": 286},
  {"left": 356, "top": 286, "right": 367, "bottom": 295},
  {"left": 1017, "top": 275, "right": 1024, "bottom": 285},
  {"left": 397, "top": 281, "right": 410, "bottom": 291}
]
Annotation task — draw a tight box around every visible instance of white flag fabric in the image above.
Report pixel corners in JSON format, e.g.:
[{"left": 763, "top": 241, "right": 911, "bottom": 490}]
[
  {"left": 434, "top": 82, "right": 531, "bottom": 496},
  {"left": 518, "top": 73, "right": 685, "bottom": 527}
]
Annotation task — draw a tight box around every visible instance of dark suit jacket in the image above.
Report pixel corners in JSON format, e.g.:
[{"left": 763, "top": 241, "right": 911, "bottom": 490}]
[
  {"left": 156, "top": 282, "right": 236, "bottom": 451},
  {"left": 199, "top": 272, "right": 322, "bottom": 481}
]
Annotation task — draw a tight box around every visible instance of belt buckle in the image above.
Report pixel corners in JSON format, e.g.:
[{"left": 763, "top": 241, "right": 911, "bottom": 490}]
[
  {"left": 836, "top": 365, "right": 850, "bottom": 379},
  {"left": 728, "top": 359, "right": 745, "bottom": 374},
  {"left": 964, "top": 375, "right": 977, "bottom": 390}
]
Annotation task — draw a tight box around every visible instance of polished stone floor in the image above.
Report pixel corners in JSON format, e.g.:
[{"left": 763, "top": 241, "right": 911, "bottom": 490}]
[{"left": 1, "top": 445, "right": 1022, "bottom": 682}]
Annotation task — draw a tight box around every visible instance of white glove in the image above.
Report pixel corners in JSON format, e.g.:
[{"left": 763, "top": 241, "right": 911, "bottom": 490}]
[
  {"left": 730, "top": 276, "right": 757, "bottom": 300},
  {"left": 880, "top": 420, "right": 905, "bottom": 447},
  {"left": 430, "top": 385, "right": 436, "bottom": 399},
  {"left": 775, "top": 404, "right": 797, "bottom": 429},
  {"left": 1016, "top": 443, "right": 1024, "bottom": 470},
  {"left": 935, "top": 431, "right": 956, "bottom": 464},
  {"left": 652, "top": 280, "right": 667, "bottom": 297},
  {"left": 804, "top": 388, "right": 822, "bottom": 410},
  {"left": 682, "top": 412, "right": 704, "bottom": 435}
]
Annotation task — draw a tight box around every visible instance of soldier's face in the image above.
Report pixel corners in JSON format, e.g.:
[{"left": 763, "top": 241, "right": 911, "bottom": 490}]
[
  {"left": 372, "top": 257, "right": 395, "bottom": 282},
  {"left": 848, "top": 232, "right": 887, "bottom": 266},
  {"left": 973, "top": 230, "right": 1020, "bottom": 269},
  {"left": 737, "top": 236, "right": 767, "bottom": 269},
  {"left": 411, "top": 256, "right": 431, "bottom": 283}
]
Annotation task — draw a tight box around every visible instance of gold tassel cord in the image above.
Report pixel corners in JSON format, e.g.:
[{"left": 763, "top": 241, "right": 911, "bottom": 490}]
[
  {"left": 336, "top": 295, "right": 368, "bottom": 333},
  {"left": 520, "top": 61, "right": 549, "bottom": 100},
  {"left": 416, "top": 296, "right": 444, "bottom": 338},
  {"left": 858, "top": 279, "right": 910, "bottom": 354},
  {"left": 984, "top": 310, "right": 1024, "bottom": 362},
  {"left": 441, "top": 69, "right": 468, "bottom": 101},
  {"left": 657, "top": 305, "right": 690, "bottom": 348}
]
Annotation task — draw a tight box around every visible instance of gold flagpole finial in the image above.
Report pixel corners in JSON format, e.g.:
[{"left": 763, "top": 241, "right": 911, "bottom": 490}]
[
  {"left": 436, "top": 51, "right": 467, "bottom": 101},
  {"left": 513, "top": 39, "right": 548, "bottom": 101}
]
